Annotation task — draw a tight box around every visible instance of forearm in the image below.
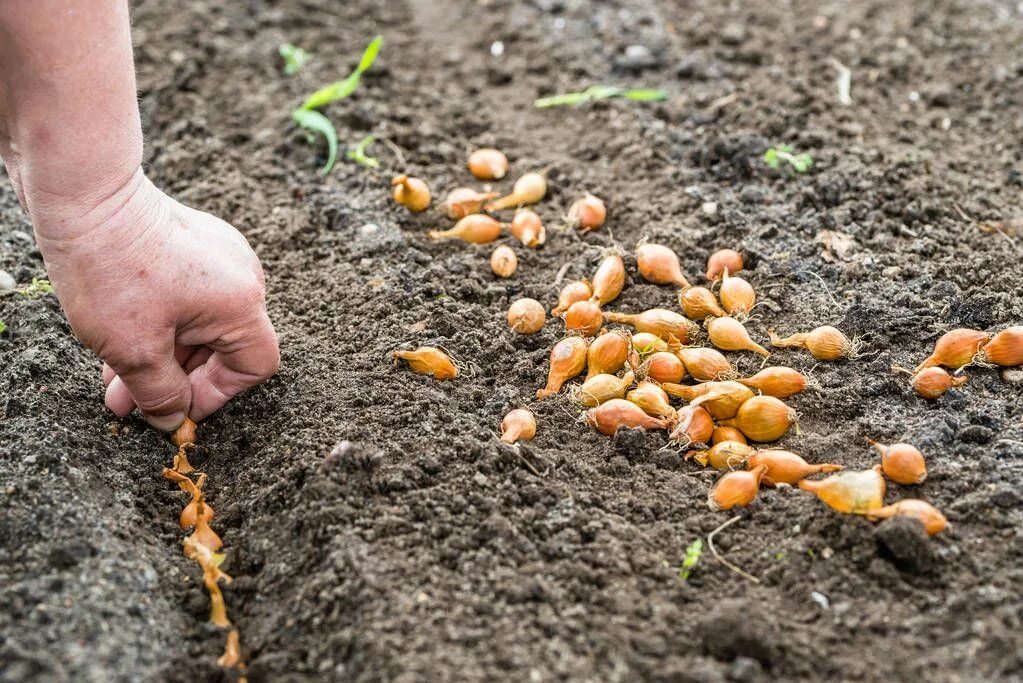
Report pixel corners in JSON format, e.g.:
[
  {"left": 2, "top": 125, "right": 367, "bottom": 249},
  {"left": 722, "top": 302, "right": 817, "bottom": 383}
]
[{"left": 0, "top": 0, "right": 142, "bottom": 237}]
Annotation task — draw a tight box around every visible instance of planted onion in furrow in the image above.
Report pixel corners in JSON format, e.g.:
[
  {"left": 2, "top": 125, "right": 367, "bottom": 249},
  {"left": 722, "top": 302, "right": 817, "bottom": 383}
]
[{"left": 393, "top": 347, "right": 459, "bottom": 380}]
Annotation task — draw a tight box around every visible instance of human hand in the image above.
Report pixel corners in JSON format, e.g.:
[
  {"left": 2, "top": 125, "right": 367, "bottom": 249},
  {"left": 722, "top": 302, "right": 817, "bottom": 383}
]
[{"left": 34, "top": 170, "right": 280, "bottom": 431}]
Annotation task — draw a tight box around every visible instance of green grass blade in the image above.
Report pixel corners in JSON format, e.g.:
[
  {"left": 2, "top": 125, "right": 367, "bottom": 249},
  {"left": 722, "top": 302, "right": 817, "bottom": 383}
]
[
  {"left": 292, "top": 109, "right": 338, "bottom": 174},
  {"left": 534, "top": 92, "right": 590, "bottom": 108},
  {"left": 357, "top": 35, "right": 383, "bottom": 73},
  {"left": 300, "top": 35, "right": 383, "bottom": 111},
  {"left": 587, "top": 85, "right": 623, "bottom": 100},
  {"left": 622, "top": 88, "right": 668, "bottom": 101}
]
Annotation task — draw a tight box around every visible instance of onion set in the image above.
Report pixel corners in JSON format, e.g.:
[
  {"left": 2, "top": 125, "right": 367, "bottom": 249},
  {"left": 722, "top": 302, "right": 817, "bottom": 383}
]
[
  {"left": 586, "top": 331, "right": 630, "bottom": 378},
  {"left": 719, "top": 395, "right": 797, "bottom": 442},
  {"left": 590, "top": 252, "right": 626, "bottom": 305},
  {"left": 709, "top": 465, "right": 767, "bottom": 510},
  {"left": 500, "top": 409, "right": 536, "bottom": 444},
  {"left": 868, "top": 439, "right": 927, "bottom": 485},
  {"left": 563, "top": 300, "right": 603, "bottom": 337},
  {"left": 439, "top": 187, "right": 498, "bottom": 219},
  {"left": 642, "top": 351, "right": 686, "bottom": 383},
  {"left": 568, "top": 194, "right": 607, "bottom": 232},
  {"left": 487, "top": 171, "right": 548, "bottom": 211},
  {"left": 393, "top": 347, "right": 459, "bottom": 380},
  {"left": 977, "top": 326, "right": 1023, "bottom": 367},
  {"left": 719, "top": 272, "right": 755, "bottom": 317},
  {"left": 509, "top": 208, "right": 546, "bottom": 247},
  {"left": 865, "top": 499, "right": 948, "bottom": 535},
  {"left": 748, "top": 450, "right": 842, "bottom": 486},
  {"left": 679, "top": 286, "right": 726, "bottom": 320},
  {"left": 391, "top": 174, "right": 431, "bottom": 212},
  {"left": 604, "top": 308, "right": 698, "bottom": 345},
  {"left": 913, "top": 328, "right": 988, "bottom": 372},
  {"left": 706, "top": 316, "right": 769, "bottom": 356},
  {"left": 490, "top": 245, "right": 517, "bottom": 277},
  {"left": 738, "top": 367, "right": 807, "bottom": 398},
  {"left": 626, "top": 381, "right": 676, "bottom": 419},
  {"left": 507, "top": 298, "right": 546, "bottom": 334},
  {"left": 552, "top": 280, "right": 593, "bottom": 316},
  {"left": 669, "top": 406, "right": 714, "bottom": 447},
  {"left": 911, "top": 366, "right": 967, "bottom": 399},
  {"left": 468, "top": 148, "right": 509, "bottom": 180},
  {"left": 636, "top": 243, "right": 691, "bottom": 288},
  {"left": 576, "top": 371, "right": 634, "bottom": 407},
  {"left": 586, "top": 398, "right": 670, "bottom": 435},
  {"left": 706, "top": 249, "right": 743, "bottom": 281},
  {"left": 428, "top": 214, "right": 502, "bottom": 243},
  {"left": 770, "top": 325, "right": 856, "bottom": 361},
  {"left": 798, "top": 466, "right": 885, "bottom": 514},
  {"left": 677, "top": 347, "right": 733, "bottom": 381},
  {"left": 537, "top": 337, "right": 588, "bottom": 398}
]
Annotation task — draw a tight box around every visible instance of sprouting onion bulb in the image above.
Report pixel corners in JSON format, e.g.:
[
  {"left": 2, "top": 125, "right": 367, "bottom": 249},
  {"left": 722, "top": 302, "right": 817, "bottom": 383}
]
[
  {"left": 590, "top": 253, "right": 625, "bottom": 305},
  {"left": 486, "top": 171, "right": 547, "bottom": 211},
  {"left": 632, "top": 332, "right": 671, "bottom": 356},
  {"left": 866, "top": 499, "right": 948, "bottom": 535},
  {"left": 913, "top": 328, "right": 989, "bottom": 372},
  {"left": 696, "top": 440, "right": 754, "bottom": 470},
  {"left": 669, "top": 405, "right": 714, "bottom": 447},
  {"left": 798, "top": 466, "right": 885, "bottom": 514},
  {"left": 712, "top": 426, "right": 747, "bottom": 445},
  {"left": 587, "top": 398, "right": 670, "bottom": 435},
  {"left": 706, "top": 316, "right": 769, "bottom": 356},
  {"left": 563, "top": 300, "right": 603, "bottom": 337},
  {"left": 568, "top": 194, "right": 607, "bottom": 232},
  {"left": 586, "top": 331, "right": 630, "bottom": 379},
  {"left": 391, "top": 174, "right": 431, "bottom": 212},
  {"left": 439, "top": 187, "right": 498, "bottom": 219},
  {"left": 172, "top": 418, "right": 198, "bottom": 447},
  {"left": 500, "top": 408, "right": 536, "bottom": 444},
  {"left": 689, "top": 381, "right": 755, "bottom": 420},
  {"left": 977, "top": 326, "right": 1023, "bottom": 367},
  {"left": 510, "top": 208, "right": 546, "bottom": 247},
  {"left": 468, "top": 148, "right": 509, "bottom": 180},
  {"left": 577, "top": 371, "right": 635, "bottom": 407},
  {"left": 677, "top": 347, "right": 733, "bottom": 382},
  {"left": 604, "top": 309, "right": 699, "bottom": 344},
  {"left": 429, "top": 214, "right": 502, "bottom": 243},
  {"left": 706, "top": 248, "right": 743, "bottom": 281},
  {"left": 507, "top": 298, "right": 546, "bottom": 334},
  {"left": 552, "top": 280, "right": 592, "bottom": 316},
  {"left": 770, "top": 325, "right": 855, "bottom": 361},
  {"left": 393, "top": 347, "right": 459, "bottom": 380},
  {"left": 869, "top": 439, "right": 927, "bottom": 485},
  {"left": 748, "top": 450, "right": 843, "bottom": 486},
  {"left": 719, "top": 272, "right": 755, "bottom": 317},
  {"left": 738, "top": 367, "right": 807, "bottom": 398},
  {"left": 636, "top": 243, "right": 691, "bottom": 288},
  {"left": 643, "top": 351, "right": 686, "bottom": 383},
  {"left": 911, "top": 366, "right": 967, "bottom": 399},
  {"left": 627, "top": 381, "right": 676, "bottom": 419},
  {"left": 537, "top": 336, "right": 588, "bottom": 399},
  {"left": 719, "top": 395, "right": 797, "bottom": 442},
  {"left": 678, "top": 286, "right": 726, "bottom": 320},
  {"left": 490, "top": 245, "right": 518, "bottom": 278},
  {"left": 709, "top": 465, "right": 767, "bottom": 510}
]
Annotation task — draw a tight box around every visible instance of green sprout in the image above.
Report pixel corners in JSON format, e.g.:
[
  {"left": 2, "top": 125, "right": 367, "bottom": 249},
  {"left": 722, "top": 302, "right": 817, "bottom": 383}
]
[
  {"left": 19, "top": 278, "right": 54, "bottom": 298},
  {"left": 346, "top": 134, "right": 379, "bottom": 168},
  {"left": 279, "top": 43, "right": 311, "bottom": 75},
  {"left": 763, "top": 145, "right": 813, "bottom": 174},
  {"left": 535, "top": 85, "right": 668, "bottom": 108},
  {"left": 0, "top": 320, "right": 6, "bottom": 334},
  {"left": 292, "top": 35, "right": 382, "bottom": 174},
  {"left": 679, "top": 539, "right": 703, "bottom": 581}
]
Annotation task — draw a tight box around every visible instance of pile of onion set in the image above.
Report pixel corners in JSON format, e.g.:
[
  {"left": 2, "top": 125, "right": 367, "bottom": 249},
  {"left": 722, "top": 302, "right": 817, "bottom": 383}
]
[{"left": 387, "top": 149, "right": 980, "bottom": 543}]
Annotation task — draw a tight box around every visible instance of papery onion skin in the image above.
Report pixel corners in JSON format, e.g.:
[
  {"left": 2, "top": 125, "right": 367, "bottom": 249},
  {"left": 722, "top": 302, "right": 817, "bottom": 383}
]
[
  {"left": 172, "top": 418, "right": 198, "bottom": 447},
  {"left": 669, "top": 405, "right": 714, "bottom": 446},
  {"left": 507, "top": 298, "right": 546, "bottom": 334},
  {"left": 738, "top": 367, "right": 807, "bottom": 398},
  {"left": 393, "top": 347, "right": 459, "bottom": 380},
  {"left": 569, "top": 194, "right": 607, "bottom": 232},
  {"left": 490, "top": 245, "right": 518, "bottom": 278},
  {"left": 709, "top": 464, "right": 767, "bottom": 510},
  {"left": 391, "top": 174, "right": 431, "bottom": 213},
  {"left": 913, "top": 328, "right": 989, "bottom": 372},
  {"left": 428, "top": 214, "right": 503, "bottom": 243},
  {"left": 501, "top": 409, "right": 537, "bottom": 444},
  {"left": 689, "top": 380, "right": 755, "bottom": 420},
  {"left": 798, "top": 466, "right": 886, "bottom": 514},
  {"left": 468, "top": 148, "right": 509, "bottom": 180},
  {"left": 869, "top": 440, "right": 927, "bottom": 485},
  {"left": 586, "top": 398, "right": 669, "bottom": 435},
  {"left": 911, "top": 367, "right": 966, "bottom": 399},
  {"left": 748, "top": 450, "right": 843, "bottom": 486},
  {"left": 678, "top": 286, "right": 727, "bottom": 321},
  {"left": 586, "top": 331, "right": 631, "bottom": 379},
  {"left": 866, "top": 499, "right": 948, "bottom": 535},
  {"left": 636, "top": 243, "right": 691, "bottom": 288},
  {"left": 537, "top": 337, "right": 588, "bottom": 399},
  {"left": 590, "top": 253, "right": 626, "bottom": 305},
  {"left": 720, "top": 395, "right": 797, "bottom": 442},
  {"left": 706, "top": 249, "right": 743, "bottom": 281},
  {"left": 563, "top": 300, "right": 603, "bottom": 337},
  {"left": 978, "top": 326, "right": 1023, "bottom": 367},
  {"left": 552, "top": 280, "right": 593, "bottom": 316}
]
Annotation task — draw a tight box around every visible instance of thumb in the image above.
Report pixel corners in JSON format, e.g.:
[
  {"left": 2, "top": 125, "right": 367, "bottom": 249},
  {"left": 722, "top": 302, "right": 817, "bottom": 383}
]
[
  {"left": 105, "top": 347, "right": 192, "bottom": 431},
  {"left": 187, "top": 312, "right": 280, "bottom": 421}
]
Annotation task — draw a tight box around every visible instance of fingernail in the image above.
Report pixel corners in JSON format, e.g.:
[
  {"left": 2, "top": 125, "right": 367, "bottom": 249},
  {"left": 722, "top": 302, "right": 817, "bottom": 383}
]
[{"left": 148, "top": 411, "right": 186, "bottom": 432}]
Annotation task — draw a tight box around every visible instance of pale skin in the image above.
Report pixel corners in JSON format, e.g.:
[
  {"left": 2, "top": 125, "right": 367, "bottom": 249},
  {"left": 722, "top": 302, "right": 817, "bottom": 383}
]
[{"left": 0, "top": 2, "right": 280, "bottom": 431}]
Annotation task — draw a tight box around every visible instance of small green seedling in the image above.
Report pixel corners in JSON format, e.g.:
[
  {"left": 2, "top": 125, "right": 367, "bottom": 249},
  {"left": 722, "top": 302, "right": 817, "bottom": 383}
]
[
  {"left": 346, "top": 134, "right": 379, "bottom": 168},
  {"left": 679, "top": 538, "right": 703, "bottom": 581},
  {"left": 763, "top": 145, "right": 813, "bottom": 174},
  {"left": 0, "top": 320, "right": 6, "bottom": 334},
  {"left": 19, "top": 278, "right": 54, "bottom": 298},
  {"left": 292, "top": 35, "right": 382, "bottom": 174},
  {"left": 535, "top": 85, "right": 668, "bottom": 108},
  {"left": 279, "top": 43, "right": 311, "bottom": 75}
]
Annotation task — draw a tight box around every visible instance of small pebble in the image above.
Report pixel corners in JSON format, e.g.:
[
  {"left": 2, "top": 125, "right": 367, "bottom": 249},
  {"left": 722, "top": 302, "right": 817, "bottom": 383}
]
[
  {"left": 0, "top": 270, "right": 15, "bottom": 293},
  {"left": 810, "top": 591, "right": 830, "bottom": 609},
  {"left": 702, "top": 201, "right": 718, "bottom": 216}
]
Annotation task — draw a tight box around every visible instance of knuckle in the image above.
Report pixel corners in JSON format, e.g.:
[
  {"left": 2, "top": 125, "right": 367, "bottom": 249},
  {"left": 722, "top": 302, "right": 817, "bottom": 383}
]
[{"left": 134, "top": 387, "right": 185, "bottom": 416}]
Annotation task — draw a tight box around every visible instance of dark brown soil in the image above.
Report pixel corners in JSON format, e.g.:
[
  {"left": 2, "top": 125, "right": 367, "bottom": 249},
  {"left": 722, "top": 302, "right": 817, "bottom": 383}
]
[{"left": 2, "top": 0, "right": 1023, "bottom": 681}]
